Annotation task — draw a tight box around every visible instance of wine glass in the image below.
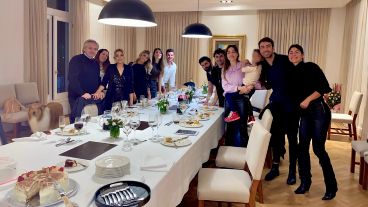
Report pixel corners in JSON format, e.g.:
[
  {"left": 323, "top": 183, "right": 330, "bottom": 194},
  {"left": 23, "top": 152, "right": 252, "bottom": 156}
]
[
  {"left": 148, "top": 113, "right": 158, "bottom": 141},
  {"left": 74, "top": 117, "right": 84, "bottom": 134},
  {"left": 122, "top": 121, "right": 132, "bottom": 152},
  {"left": 129, "top": 115, "right": 141, "bottom": 144},
  {"left": 112, "top": 102, "right": 121, "bottom": 118},
  {"left": 152, "top": 114, "right": 162, "bottom": 142},
  {"left": 59, "top": 116, "right": 66, "bottom": 135},
  {"left": 121, "top": 100, "right": 128, "bottom": 111}
]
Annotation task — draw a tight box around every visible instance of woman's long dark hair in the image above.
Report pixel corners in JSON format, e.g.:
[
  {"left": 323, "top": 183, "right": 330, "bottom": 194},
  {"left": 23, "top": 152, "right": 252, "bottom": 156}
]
[
  {"left": 96, "top": 49, "right": 110, "bottom": 72},
  {"left": 152, "top": 48, "right": 164, "bottom": 75},
  {"left": 223, "top": 45, "right": 240, "bottom": 80}
]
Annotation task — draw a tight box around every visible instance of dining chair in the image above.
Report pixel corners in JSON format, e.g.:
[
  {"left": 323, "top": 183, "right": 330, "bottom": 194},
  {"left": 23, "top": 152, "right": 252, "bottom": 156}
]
[
  {"left": 215, "top": 110, "right": 273, "bottom": 203},
  {"left": 82, "top": 104, "right": 99, "bottom": 117},
  {"left": 198, "top": 121, "right": 271, "bottom": 207},
  {"left": 350, "top": 140, "right": 368, "bottom": 185},
  {"left": 250, "top": 90, "right": 269, "bottom": 117},
  {"left": 362, "top": 151, "right": 368, "bottom": 190},
  {"left": 328, "top": 91, "right": 363, "bottom": 140}
]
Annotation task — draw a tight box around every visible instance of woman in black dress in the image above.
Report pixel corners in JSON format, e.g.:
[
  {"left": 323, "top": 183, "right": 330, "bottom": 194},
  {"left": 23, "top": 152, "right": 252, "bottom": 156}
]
[
  {"left": 132, "top": 50, "right": 152, "bottom": 101},
  {"left": 288, "top": 44, "right": 337, "bottom": 200},
  {"left": 97, "top": 49, "right": 134, "bottom": 109},
  {"left": 150, "top": 48, "right": 164, "bottom": 98}
]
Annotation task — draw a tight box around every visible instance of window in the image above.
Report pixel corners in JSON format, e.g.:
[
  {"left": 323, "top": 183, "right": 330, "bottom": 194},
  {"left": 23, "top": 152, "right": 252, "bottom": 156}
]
[{"left": 47, "top": 0, "right": 70, "bottom": 100}]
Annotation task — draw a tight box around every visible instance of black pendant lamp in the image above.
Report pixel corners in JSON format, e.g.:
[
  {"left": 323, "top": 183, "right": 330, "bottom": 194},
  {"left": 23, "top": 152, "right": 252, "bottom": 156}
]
[
  {"left": 98, "top": 0, "right": 157, "bottom": 27},
  {"left": 182, "top": 0, "right": 212, "bottom": 38}
]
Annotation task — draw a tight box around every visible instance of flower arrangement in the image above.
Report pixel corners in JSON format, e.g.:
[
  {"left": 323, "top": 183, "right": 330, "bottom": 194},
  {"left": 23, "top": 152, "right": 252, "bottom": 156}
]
[
  {"left": 326, "top": 83, "right": 342, "bottom": 112},
  {"left": 184, "top": 86, "right": 195, "bottom": 103},
  {"left": 104, "top": 118, "right": 123, "bottom": 138},
  {"left": 157, "top": 98, "right": 169, "bottom": 114}
]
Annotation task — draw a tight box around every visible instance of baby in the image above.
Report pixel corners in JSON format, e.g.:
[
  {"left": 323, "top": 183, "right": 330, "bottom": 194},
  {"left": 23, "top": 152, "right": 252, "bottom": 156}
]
[{"left": 224, "top": 49, "right": 263, "bottom": 123}]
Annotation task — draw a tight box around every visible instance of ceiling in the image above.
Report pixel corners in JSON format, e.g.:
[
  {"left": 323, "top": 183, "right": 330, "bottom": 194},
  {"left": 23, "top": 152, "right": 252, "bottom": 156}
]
[{"left": 136, "top": 0, "right": 352, "bottom": 12}]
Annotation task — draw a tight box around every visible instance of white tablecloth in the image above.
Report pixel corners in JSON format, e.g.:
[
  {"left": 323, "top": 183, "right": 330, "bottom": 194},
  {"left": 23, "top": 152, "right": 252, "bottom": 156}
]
[{"left": 0, "top": 104, "right": 224, "bottom": 207}]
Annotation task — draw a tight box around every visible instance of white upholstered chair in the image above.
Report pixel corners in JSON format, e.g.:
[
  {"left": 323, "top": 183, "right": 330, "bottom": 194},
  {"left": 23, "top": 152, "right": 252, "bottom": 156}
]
[
  {"left": 328, "top": 91, "right": 363, "bottom": 140},
  {"left": 198, "top": 121, "right": 271, "bottom": 207},
  {"left": 215, "top": 110, "right": 273, "bottom": 203},
  {"left": 350, "top": 140, "right": 368, "bottom": 185},
  {"left": 250, "top": 90, "right": 269, "bottom": 117},
  {"left": 82, "top": 104, "right": 99, "bottom": 117},
  {"left": 216, "top": 109, "right": 273, "bottom": 170}
]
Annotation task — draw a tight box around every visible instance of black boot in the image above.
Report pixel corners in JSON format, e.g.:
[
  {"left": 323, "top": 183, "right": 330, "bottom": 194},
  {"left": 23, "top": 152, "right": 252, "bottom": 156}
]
[
  {"left": 322, "top": 184, "right": 338, "bottom": 200},
  {"left": 294, "top": 178, "right": 311, "bottom": 194},
  {"left": 287, "top": 165, "right": 297, "bottom": 185},
  {"left": 265, "top": 163, "right": 279, "bottom": 181},
  {"left": 287, "top": 172, "right": 296, "bottom": 185}
]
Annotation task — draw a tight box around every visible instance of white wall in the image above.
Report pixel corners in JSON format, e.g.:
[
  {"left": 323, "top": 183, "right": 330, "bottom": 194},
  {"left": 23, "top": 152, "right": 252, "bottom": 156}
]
[
  {"left": 0, "top": 0, "right": 24, "bottom": 84},
  {"left": 324, "top": 8, "right": 346, "bottom": 84}
]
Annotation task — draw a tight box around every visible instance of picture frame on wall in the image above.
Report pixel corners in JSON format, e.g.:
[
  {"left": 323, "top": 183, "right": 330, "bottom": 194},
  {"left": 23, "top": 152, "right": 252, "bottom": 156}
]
[{"left": 209, "top": 35, "right": 247, "bottom": 60}]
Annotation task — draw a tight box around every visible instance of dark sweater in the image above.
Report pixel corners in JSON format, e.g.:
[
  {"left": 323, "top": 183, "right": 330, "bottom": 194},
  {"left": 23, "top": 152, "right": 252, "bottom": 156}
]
[
  {"left": 260, "top": 53, "right": 296, "bottom": 112},
  {"left": 68, "top": 54, "right": 100, "bottom": 99},
  {"left": 132, "top": 64, "right": 149, "bottom": 98},
  {"left": 289, "top": 61, "right": 331, "bottom": 104}
]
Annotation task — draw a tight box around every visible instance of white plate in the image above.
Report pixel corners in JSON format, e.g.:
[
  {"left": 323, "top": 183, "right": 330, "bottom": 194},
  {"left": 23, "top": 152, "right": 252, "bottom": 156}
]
[
  {"left": 197, "top": 113, "right": 211, "bottom": 121},
  {"left": 201, "top": 106, "right": 218, "bottom": 111},
  {"left": 55, "top": 129, "right": 87, "bottom": 136},
  {"left": 56, "top": 159, "right": 89, "bottom": 173},
  {"left": 161, "top": 137, "right": 192, "bottom": 147},
  {"left": 95, "top": 155, "right": 130, "bottom": 169},
  {"left": 5, "top": 178, "right": 79, "bottom": 207},
  {"left": 179, "top": 122, "right": 203, "bottom": 128}
]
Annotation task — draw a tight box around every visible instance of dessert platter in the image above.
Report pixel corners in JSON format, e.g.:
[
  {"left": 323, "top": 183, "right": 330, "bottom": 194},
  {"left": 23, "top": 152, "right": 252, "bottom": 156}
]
[
  {"left": 5, "top": 166, "right": 78, "bottom": 207},
  {"left": 56, "top": 159, "right": 89, "bottom": 173},
  {"left": 161, "top": 136, "right": 192, "bottom": 147},
  {"left": 179, "top": 120, "right": 203, "bottom": 128},
  {"left": 55, "top": 128, "right": 87, "bottom": 136}
]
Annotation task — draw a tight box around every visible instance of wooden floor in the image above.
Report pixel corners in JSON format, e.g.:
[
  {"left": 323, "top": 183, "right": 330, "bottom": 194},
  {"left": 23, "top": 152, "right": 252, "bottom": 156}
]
[{"left": 178, "top": 134, "right": 368, "bottom": 207}]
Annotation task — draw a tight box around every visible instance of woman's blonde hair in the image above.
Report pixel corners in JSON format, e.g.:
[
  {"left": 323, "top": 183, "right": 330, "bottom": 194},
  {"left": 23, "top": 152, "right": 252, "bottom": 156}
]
[
  {"left": 135, "top": 50, "right": 153, "bottom": 73},
  {"left": 113, "top": 49, "right": 125, "bottom": 63}
]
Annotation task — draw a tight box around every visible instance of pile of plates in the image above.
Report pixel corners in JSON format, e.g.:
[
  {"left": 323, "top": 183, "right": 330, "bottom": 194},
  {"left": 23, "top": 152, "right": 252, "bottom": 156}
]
[{"left": 95, "top": 155, "right": 130, "bottom": 178}]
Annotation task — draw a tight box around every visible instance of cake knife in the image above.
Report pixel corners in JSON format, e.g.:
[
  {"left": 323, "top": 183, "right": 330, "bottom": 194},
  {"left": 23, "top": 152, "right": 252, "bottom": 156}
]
[{"left": 53, "top": 182, "right": 74, "bottom": 207}]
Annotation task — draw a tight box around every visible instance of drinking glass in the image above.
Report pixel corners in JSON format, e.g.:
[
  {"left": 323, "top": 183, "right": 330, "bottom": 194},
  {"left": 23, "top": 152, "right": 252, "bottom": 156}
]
[
  {"left": 112, "top": 102, "right": 121, "bottom": 118},
  {"left": 148, "top": 113, "right": 158, "bottom": 141},
  {"left": 172, "top": 113, "right": 180, "bottom": 125},
  {"left": 152, "top": 114, "right": 162, "bottom": 141},
  {"left": 121, "top": 100, "right": 128, "bottom": 111},
  {"left": 129, "top": 115, "right": 141, "bottom": 143},
  {"left": 122, "top": 122, "right": 132, "bottom": 152},
  {"left": 59, "top": 116, "right": 66, "bottom": 135},
  {"left": 74, "top": 117, "right": 84, "bottom": 134}
]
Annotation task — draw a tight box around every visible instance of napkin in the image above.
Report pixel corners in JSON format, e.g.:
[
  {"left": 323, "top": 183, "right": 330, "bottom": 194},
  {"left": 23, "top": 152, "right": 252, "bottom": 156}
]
[
  {"left": 140, "top": 155, "right": 171, "bottom": 172},
  {"left": 31, "top": 132, "right": 48, "bottom": 139},
  {"left": 12, "top": 136, "right": 46, "bottom": 142}
]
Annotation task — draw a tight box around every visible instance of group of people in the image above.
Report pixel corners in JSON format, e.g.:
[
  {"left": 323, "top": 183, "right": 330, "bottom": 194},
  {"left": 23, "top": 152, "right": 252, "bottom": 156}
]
[
  {"left": 67, "top": 39, "right": 177, "bottom": 123},
  {"left": 67, "top": 37, "right": 337, "bottom": 200},
  {"left": 198, "top": 37, "right": 337, "bottom": 200}
]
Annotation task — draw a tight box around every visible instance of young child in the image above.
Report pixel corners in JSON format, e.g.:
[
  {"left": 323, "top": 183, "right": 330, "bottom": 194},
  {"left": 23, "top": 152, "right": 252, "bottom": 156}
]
[{"left": 224, "top": 49, "right": 263, "bottom": 123}]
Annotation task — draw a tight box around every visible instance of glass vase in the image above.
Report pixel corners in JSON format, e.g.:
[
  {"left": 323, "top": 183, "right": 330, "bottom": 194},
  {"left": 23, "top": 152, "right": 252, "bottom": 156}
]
[{"left": 110, "top": 126, "right": 120, "bottom": 138}]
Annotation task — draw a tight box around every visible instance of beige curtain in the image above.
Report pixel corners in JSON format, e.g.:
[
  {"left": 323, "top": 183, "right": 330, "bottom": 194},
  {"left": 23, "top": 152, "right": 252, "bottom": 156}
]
[
  {"left": 88, "top": 2, "right": 136, "bottom": 63},
  {"left": 145, "top": 12, "right": 199, "bottom": 88},
  {"left": 23, "top": 0, "right": 48, "bottom": 104},
  {"left": 340, "top": 0, "right": 368, "bottom": 138},
  {"left": 258, "top": 9, "right": 330, "bottom": 69},
  {"left": 70, "top": 0, "right": 90, "bottom": 56}
]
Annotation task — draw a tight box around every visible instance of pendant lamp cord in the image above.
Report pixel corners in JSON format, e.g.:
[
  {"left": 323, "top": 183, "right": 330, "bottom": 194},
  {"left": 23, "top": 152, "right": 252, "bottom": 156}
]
[{"left": 197, "top": 0, "right": 199, "bottom": 23}]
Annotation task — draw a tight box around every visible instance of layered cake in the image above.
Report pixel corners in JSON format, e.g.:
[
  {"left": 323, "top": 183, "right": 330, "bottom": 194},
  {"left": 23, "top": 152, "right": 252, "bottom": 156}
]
[{"left": 14, "top": 166, "right": 69, "bottom": 205}]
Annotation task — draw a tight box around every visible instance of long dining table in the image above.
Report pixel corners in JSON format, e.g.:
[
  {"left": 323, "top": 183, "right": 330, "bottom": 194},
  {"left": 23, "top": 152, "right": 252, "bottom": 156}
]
[{"left": 0, "top": 102, "right": 224, "bottom": 207}]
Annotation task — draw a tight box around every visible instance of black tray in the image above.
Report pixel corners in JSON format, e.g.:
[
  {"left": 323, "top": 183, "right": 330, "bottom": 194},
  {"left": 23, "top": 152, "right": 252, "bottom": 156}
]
[{"left": 95, "top": 181, "right": 150, "bottom": 207}]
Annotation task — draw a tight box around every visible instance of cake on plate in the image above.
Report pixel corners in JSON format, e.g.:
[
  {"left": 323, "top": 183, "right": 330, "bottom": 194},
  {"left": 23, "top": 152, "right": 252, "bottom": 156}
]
[{"left": 14, "top": 166, "right": 69, "bottom": 205}]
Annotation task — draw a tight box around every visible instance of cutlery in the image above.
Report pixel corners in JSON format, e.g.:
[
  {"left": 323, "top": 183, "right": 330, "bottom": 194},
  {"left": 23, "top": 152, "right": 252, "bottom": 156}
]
[
  {"left": 133, "top": 140, "right": 147, "bottom": 146},
  {"left": 53, "top": 182, "right": 74, "bottom": 207},
  {"left": 76, "top": 161, "right": 88, "bottom": 168},
  {"left": 55, "top": 138, "right": 75, "bottom": 147},
  {"left": 165, "top": 121, "right": 173, "bottom": 126}
]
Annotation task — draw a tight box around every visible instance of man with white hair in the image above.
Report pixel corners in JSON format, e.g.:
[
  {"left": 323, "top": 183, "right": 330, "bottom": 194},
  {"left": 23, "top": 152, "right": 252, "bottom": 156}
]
[{"left": 68, "top": 39, "right": 104, "bottom": 123}]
